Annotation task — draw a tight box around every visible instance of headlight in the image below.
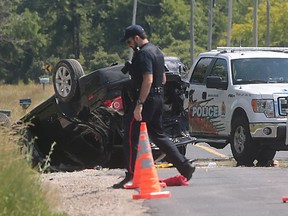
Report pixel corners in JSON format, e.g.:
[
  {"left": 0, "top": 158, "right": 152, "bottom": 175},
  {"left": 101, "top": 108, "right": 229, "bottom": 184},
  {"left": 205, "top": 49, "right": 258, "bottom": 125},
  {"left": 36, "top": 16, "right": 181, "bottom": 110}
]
[{"left": 251, "top": 99, "right": 274, "bottom": 118}]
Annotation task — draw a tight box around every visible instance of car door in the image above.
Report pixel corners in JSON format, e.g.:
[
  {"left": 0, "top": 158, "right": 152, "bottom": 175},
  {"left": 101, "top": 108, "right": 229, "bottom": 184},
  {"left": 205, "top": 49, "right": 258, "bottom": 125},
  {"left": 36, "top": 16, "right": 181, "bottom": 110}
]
[{"left": 188, "top": 57, "right": 228, "bottom": 137}]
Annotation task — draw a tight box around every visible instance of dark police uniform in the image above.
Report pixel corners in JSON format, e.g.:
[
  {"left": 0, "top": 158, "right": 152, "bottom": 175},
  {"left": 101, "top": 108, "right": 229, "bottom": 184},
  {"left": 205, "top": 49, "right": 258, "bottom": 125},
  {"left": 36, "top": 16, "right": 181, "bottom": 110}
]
[{"left": 123, "top": 42, "right": 194, "bottom": 179}]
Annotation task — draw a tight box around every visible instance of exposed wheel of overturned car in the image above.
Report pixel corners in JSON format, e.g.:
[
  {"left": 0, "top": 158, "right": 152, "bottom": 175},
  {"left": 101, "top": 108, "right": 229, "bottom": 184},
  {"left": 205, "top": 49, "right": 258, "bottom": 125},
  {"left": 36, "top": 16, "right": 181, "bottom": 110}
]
[{"left": 53, "top": 59, "right": 85, "bottom": 102}]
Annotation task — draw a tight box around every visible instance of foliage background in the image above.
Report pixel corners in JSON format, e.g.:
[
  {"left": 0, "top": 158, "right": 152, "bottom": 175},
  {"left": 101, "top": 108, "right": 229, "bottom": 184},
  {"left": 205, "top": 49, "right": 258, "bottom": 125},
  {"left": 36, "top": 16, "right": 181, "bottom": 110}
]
[{"left": 0, "top": 0, "right": 287, "bottom": 84}]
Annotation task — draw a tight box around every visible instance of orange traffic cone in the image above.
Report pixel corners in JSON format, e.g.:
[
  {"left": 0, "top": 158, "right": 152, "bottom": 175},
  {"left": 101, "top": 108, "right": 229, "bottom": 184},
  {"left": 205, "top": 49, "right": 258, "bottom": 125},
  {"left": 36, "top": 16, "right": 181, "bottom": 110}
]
[
  {"left": 125, "top": 122, "right": 166, "bottom": 189},
  {"left": 132, "top": 122, "right": 171, "bottom": 200},
  {"left": 282, "top": 196, "right": 288, "bottom": 203}
]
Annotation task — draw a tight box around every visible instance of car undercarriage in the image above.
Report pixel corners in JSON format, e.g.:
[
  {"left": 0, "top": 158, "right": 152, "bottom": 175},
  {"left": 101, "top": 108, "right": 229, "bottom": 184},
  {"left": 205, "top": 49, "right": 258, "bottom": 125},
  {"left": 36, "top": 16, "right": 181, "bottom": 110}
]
[{"left": 17, "top": 58, "right": 196, "bottom": 172}]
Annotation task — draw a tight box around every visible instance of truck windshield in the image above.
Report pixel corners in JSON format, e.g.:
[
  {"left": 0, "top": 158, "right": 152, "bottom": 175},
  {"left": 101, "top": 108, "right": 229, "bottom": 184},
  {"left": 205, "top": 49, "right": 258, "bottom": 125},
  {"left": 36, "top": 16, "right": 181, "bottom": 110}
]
[{"left": 232, "top": 58, "right": 288, "bottom": 84}]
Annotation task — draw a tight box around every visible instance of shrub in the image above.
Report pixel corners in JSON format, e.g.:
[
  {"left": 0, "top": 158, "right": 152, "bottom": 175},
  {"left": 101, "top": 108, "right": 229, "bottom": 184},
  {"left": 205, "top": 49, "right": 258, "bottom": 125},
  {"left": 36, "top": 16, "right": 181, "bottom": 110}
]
[{"left": 0, "top": 127, "right": 66, "bottom": 216}]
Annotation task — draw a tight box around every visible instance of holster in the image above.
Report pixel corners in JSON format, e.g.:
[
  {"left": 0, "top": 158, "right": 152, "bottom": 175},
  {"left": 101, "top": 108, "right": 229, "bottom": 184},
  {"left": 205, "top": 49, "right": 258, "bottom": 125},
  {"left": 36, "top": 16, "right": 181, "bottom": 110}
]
[{"left": 121, "top": 87, "right": 139, "bottom": 114}]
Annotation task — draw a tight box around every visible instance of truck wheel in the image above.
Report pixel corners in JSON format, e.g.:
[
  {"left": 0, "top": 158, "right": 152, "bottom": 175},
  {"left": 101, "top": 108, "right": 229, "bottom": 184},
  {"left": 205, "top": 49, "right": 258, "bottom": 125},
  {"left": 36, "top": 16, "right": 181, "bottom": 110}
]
[
  {"left": 53, "top": 59, "right": 84, "bottom": 102},
  {"left": 255, "top": 148, "right": 276, "bottom": 167},
  {"left": 230, "top": 117, "right": 257, "bottom": 166}
]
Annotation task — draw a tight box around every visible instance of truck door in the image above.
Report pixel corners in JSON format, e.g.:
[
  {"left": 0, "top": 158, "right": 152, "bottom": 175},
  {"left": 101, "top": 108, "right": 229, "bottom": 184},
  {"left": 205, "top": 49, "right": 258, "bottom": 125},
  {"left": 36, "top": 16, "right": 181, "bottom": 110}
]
[{"left": 188, "top": 57, "right": 228, "bottom": 136}]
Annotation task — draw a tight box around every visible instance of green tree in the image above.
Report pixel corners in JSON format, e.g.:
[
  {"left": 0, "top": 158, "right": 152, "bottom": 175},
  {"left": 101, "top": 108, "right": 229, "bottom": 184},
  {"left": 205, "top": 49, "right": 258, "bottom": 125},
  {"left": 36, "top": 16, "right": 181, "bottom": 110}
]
[
  {"left": 0, "top": 1, "right": 46, "bottom": 83},
  {"left": 225, "top": 0, "right": 288, "bottom": 47},
  {"left": 0, "top": 0, "right": 20, "bottom": 82},
  {"left": 3, "top": 0, "right": 288, "bottom": 83},
  {"left": 258, "top": 0, "right": 288, "bottom": 46}
]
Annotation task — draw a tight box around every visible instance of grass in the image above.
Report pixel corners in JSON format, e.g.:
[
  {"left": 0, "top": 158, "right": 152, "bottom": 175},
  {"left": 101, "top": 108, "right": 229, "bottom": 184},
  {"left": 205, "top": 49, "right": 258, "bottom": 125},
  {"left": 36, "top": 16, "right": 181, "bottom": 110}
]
[
  {"left": 0, "top": 83, "right": 54, "bottom": 122},
  {"left": 0, "top": 83, "right": 66, "bottom": 216}
]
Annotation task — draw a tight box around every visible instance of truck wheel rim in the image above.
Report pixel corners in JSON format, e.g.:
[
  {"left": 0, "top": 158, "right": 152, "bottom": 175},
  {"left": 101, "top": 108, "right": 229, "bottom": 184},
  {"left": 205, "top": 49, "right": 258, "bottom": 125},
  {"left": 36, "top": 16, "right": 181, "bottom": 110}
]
[
  {"left": 55, "top": 66, "right": 72, "bottom": 97},
  {"left": 234, "top": 126, "right": 245, "bottom": 154}
]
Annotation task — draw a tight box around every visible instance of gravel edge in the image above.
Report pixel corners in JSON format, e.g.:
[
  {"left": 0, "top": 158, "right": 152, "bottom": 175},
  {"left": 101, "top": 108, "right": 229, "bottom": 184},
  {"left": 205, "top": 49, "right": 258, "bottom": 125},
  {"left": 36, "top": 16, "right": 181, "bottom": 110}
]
[{"left": 40, "top": 169, "right": 150, "bottom": 216}]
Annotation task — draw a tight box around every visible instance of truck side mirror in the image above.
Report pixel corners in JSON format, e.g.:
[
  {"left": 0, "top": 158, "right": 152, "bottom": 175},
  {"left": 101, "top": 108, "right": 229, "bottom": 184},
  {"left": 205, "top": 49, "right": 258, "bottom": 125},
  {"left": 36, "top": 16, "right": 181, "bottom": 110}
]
[{"left": 206, "top": 75, "right": 228, "bottom": 90}]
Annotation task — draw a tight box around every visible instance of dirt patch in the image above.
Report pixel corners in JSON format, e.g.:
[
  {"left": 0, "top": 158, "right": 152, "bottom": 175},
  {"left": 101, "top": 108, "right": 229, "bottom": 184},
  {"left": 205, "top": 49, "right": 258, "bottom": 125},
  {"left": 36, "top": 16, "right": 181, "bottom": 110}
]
[{"left": 40, "top": 169, "right": 150, "bottom": 216}]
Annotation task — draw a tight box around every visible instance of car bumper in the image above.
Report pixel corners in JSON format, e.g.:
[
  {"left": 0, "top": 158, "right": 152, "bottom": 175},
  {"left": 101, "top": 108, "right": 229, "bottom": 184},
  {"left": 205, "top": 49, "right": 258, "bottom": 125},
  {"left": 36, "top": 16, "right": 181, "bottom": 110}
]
[
  {"left": 250, "top": 123, "right": 288, "bottom": 149},
  {"left": 250, "top": 123, "right": 286, "bottom": 138}
]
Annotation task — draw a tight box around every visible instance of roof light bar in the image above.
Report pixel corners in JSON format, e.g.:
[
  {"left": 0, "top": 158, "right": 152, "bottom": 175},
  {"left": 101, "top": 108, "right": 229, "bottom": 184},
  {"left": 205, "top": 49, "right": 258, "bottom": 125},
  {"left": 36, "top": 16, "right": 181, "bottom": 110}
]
[{"left": 217, "top": 47, "right": 288, "bottom": 52}]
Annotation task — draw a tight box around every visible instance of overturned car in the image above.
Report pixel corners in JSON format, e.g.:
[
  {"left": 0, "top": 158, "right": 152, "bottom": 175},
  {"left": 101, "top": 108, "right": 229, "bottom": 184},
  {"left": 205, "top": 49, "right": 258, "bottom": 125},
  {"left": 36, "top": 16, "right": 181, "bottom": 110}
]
[{"left": 19, "top": 57, "right": 195, "bottom": 171}]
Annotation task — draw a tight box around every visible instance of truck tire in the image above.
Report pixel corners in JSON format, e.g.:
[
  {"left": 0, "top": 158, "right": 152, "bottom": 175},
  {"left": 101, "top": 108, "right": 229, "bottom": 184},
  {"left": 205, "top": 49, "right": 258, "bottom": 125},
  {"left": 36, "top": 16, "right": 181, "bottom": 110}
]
[
  {"left": 53, "top": 59, "right": 85, "bottom": 102},
  {"left": 255, "top": 148, "right": 276, "bottom": 167},
  {"left": 230, "top": 116, "right": 257, "bottom": 166}
]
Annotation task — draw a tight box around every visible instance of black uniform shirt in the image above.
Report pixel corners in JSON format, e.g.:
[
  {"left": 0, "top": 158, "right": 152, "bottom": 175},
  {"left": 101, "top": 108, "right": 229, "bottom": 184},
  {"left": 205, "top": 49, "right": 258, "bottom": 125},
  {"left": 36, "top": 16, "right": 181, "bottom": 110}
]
[{"left": 131, "top": 43, "right": 164, "bottom": 90}]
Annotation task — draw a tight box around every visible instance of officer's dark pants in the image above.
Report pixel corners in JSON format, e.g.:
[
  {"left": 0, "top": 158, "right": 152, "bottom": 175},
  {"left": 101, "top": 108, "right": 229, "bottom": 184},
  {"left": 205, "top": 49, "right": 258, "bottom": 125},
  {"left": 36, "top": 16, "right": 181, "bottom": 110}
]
[{"left": 123, "top": 92, "right": 189, "bottom": 175}]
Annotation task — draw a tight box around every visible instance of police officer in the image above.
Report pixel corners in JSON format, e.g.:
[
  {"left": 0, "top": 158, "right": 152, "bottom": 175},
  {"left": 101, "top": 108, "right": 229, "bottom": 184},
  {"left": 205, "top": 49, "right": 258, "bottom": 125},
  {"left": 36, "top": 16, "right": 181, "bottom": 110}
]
[{"left": 113, "top": 24, "right": 195, "bottom": 188}]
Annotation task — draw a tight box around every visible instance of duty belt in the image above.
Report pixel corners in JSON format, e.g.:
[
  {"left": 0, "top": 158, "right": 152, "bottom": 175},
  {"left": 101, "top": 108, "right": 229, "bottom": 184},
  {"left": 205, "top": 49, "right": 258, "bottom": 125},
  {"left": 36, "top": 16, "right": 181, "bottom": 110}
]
[
  {"left": 134, "top": 86, "right": 164, "bottom": 95},
  {"left": 149, "top": 86, "right": 163, "bottom": 94}
]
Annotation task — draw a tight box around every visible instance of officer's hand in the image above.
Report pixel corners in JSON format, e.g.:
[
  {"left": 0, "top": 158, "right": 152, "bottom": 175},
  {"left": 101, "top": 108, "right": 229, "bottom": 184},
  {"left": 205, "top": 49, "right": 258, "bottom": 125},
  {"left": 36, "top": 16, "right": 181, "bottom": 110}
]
[{"left": 134, "top": 104, "right": 143, "bottom": 121}]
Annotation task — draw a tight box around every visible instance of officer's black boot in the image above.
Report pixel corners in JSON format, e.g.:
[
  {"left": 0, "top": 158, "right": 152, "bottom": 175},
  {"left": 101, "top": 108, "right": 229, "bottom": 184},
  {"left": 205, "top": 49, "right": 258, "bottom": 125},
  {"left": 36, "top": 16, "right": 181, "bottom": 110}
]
[
  {"left": 112, "top": 172, "right": 133, "bottom": 189},
  {"left": 178, "top": 162, "right": 195, "bottom": 181}
]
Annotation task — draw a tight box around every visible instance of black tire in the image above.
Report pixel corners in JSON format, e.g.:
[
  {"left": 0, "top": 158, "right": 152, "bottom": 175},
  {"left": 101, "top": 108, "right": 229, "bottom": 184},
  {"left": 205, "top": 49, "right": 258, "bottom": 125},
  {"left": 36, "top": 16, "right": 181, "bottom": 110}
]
[
  {"left": 230, "top": 116, "right": 257, "bottom": 166},
  {"left": 52, "top": 59, "right": 85, "bottom": 102},
  {"left": 256, "top": 148, "right": 276, "bottom": 167}
]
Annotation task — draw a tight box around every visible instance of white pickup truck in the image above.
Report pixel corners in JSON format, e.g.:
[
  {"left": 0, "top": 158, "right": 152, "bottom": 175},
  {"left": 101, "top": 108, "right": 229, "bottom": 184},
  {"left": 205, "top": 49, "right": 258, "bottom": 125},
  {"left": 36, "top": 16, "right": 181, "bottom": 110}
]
[{"left": 186, "top": 47, "right": 288, "bottom": 166}]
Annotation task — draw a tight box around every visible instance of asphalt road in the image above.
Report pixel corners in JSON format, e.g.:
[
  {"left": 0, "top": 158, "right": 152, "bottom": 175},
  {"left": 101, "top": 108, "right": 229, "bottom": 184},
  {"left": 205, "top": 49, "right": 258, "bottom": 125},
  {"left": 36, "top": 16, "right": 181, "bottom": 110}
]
[
  {"left": 144, "top": 166, "right": 288, "bottom": 216},
  {"left": 186, "top": 142, "right": 288, "bottom": 162},
  {"left": 140, "top": 143, "right": 288, "bottom": 216}
]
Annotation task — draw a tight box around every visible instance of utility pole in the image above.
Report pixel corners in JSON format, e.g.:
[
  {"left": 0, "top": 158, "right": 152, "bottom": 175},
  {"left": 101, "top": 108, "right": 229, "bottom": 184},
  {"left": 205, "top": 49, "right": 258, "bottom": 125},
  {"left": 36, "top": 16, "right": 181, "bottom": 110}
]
[
  {"left": 207, "top": 0, "right": 213, "bottom": 51},
  {"left": 129, "top": 0, "right": 138, "bottom": 60},
  {"left": 266, "top": 0, "right": 271, "bottom": 46},
  {"left": 227, "top": 0, "right": 232, "bottom": 47},
  {"left": 253, "top": 0, "right": 258, "bottom": 47},
  {"left": 190, "top": 0, "right": 195, "bottom": 64},
  {"left": 132, "top": 0, "right": 137, "bottom": 25}
]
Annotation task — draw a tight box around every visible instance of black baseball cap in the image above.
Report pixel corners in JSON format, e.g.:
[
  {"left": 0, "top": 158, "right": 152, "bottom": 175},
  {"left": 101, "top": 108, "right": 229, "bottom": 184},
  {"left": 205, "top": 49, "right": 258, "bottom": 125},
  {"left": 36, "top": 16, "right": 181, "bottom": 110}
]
[{"left": 120, "top": 24, "right": 145, "bottom": 42}]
